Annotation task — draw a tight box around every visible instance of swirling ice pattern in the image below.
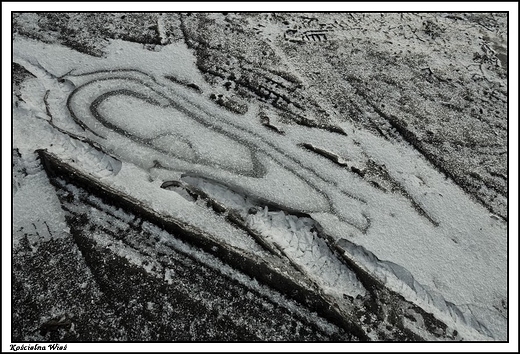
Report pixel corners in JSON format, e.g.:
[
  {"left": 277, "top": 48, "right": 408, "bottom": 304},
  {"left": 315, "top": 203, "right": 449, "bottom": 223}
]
[{"left": 66, "top": 69, "right": 370, "bottom": 232}]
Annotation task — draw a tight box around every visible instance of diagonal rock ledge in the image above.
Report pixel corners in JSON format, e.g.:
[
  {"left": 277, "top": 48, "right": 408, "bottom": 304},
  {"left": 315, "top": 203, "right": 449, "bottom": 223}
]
[{"left": 37, "top": 148, "right": 370, "bottom": 341}]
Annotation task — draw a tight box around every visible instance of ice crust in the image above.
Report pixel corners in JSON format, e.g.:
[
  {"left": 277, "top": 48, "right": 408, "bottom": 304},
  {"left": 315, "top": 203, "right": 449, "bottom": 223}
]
[
  {"left": 182, "top": 175, "right": 366, "bottom": 299},
  {"left": 12, "top": 35, "right": 508, "bottom": 340},
  {"left": 248, "top": 209, "right": 366, "bottom": 298}
]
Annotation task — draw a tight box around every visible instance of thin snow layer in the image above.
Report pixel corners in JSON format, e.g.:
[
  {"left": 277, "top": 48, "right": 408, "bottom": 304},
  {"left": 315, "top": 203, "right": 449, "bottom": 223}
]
[
  {"left": 141, "top": 220, "right": 341, "bottom": 337},
  {"left": 12, "top": 36, "right": 507, "bottom": 340},
  {"left": 12, "top": 151, "right": 69, "bottom": 249}
]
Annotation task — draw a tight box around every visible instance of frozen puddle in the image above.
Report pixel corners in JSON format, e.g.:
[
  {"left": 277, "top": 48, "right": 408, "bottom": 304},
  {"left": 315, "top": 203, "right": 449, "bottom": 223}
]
[{"left": 13, "top": 36, "right": 507, "bottom": 340}]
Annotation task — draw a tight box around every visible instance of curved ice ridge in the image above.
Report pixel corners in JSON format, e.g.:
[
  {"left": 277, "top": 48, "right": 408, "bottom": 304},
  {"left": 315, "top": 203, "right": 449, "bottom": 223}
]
[
  {"left": 337, "top": 239, "right": 493, "bottom": 339},
  {"left": 65, "top": 69, "right": 370, "bottom": 231}
]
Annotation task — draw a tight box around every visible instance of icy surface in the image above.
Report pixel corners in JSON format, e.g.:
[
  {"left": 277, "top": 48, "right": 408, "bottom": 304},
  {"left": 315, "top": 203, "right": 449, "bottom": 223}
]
[{"left": 12, "top": 17, "right": 508, "bottom": 342}]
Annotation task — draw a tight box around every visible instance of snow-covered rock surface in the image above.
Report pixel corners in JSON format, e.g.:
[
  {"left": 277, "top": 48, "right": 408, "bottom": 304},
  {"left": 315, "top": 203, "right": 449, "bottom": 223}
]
[{"left": 9, "top": 11, "right": 512, "bottom": 344}]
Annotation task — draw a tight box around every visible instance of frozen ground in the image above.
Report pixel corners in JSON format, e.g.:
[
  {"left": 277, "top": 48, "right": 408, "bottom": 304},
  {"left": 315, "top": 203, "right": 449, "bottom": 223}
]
[{"left": 10, "top": 12, "right": 510, "bottom": 342}]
